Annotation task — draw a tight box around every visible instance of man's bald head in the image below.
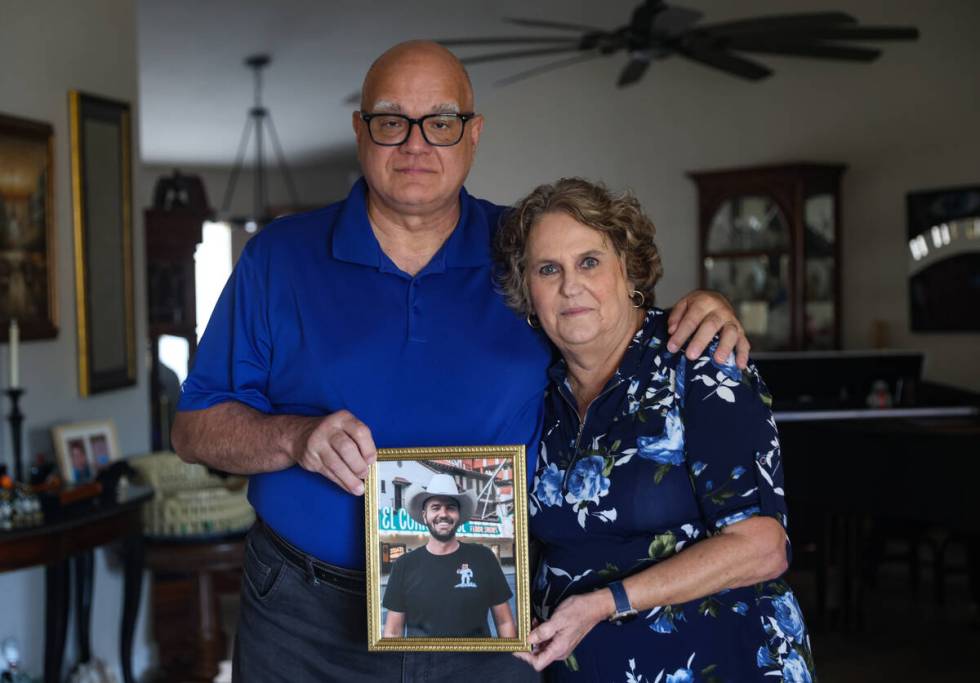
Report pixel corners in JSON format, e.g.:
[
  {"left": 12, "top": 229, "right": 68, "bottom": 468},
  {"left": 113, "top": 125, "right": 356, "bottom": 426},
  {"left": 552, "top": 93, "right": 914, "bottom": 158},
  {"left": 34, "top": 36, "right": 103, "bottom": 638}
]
[
  {"left": 353, "top": 40, "right": 484, "bottom": 221},
  {"left": 360, "top": 40, "right": 474, "bottom": 112}
]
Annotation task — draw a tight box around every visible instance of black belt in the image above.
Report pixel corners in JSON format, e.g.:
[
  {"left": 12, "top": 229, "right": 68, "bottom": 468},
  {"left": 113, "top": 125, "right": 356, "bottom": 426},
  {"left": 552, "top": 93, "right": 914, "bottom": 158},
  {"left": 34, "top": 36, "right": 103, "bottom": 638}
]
[{"left": 259, "top": 521, "right": 366, "bottom": 593}]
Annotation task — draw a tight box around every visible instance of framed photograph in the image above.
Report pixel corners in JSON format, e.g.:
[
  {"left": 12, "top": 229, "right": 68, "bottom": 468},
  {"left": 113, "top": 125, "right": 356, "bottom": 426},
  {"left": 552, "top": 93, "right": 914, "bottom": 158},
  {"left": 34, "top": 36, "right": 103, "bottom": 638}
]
[
  {"left": 0, "top": 111, "right": 58, "bottom": 341},
  {"left": 69, "top": 91, "right": 136, "bottom": 396},
  {"left": 52, "top": 419, "right": 121, "bottom": 485},
  {"left": 365, "top": 445, "right": 531, "bottom": 652}
]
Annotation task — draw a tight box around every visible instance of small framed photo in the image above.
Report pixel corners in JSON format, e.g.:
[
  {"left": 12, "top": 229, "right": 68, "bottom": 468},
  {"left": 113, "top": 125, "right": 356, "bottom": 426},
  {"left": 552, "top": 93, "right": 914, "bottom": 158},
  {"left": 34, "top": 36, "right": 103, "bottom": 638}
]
[
  {"left": 52, "top": 419, "right": 121, "bottom": 485},
  {"left": 365, "top": 445, "right": 531, "bottom": 652}
]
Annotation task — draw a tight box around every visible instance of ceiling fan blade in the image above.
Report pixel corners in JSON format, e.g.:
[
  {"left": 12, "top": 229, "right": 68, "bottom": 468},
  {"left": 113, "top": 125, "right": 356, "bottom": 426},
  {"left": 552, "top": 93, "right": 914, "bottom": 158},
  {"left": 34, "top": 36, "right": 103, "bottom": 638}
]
[
  {"left": 504, "top": 16, "right": 606, "bottom": 33},
  {"left": 675, "top": 43, "right": 772, "bottom": 80},
  {"left": 495, "top": 53, "right": 605, "bottom": 87},
  {"left": 695, "top": 12, "right": 857, "bottom": 38},
  {"left": 618, "top": 57, "right": 651, "bottom": 86},
  {"left": 460, "top": 46, "right": 587, "bottom": 66},
  {"left": 731, "top": 40, "right": 881, "bottom": 62},
  {"left": 773, "top": 26, "right": 920, "bottom": 42},
  {"left": 652, "top": 5, "right": 704, "bottom": 35},
  {"left": 436, "top": 37, "right": 582, "bottom": 47}
]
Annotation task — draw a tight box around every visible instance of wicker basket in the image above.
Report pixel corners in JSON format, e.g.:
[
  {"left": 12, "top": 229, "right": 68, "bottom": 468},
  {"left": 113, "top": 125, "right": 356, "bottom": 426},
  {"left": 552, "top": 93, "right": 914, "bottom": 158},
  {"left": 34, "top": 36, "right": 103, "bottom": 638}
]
[{"left": 129, "top": 452, "right": 255, "bottom": 537}]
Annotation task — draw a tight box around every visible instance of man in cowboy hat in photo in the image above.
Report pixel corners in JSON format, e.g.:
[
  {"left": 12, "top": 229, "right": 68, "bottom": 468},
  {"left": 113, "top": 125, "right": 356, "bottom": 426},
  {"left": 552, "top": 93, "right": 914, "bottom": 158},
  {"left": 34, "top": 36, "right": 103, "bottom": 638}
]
[{"left": 382, "top": 472, "right": 516, "bottom": 638}]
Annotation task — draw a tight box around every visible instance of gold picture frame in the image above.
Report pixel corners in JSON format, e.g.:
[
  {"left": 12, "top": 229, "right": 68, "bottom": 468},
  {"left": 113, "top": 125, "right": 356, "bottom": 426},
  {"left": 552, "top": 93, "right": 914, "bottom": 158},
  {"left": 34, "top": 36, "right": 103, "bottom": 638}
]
[
  {"left": 0, "top": 111, "right": 58, "bottom": 340},
  {"left": 69, "top": 91, "right": 136, "bottom": 396},
  {"left": 52, "top": 418, "right": 121, "bottom": 486},
  {"left": 365, "top": 445, "right": 531, "bottom": 652}
]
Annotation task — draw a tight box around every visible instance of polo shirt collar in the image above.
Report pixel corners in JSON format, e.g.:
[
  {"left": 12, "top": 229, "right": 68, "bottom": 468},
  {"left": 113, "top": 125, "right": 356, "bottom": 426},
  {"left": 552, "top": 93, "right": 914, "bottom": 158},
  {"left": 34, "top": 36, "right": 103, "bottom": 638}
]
[{"left": 332, "top": 177, "right": 491, "bottom": 272}]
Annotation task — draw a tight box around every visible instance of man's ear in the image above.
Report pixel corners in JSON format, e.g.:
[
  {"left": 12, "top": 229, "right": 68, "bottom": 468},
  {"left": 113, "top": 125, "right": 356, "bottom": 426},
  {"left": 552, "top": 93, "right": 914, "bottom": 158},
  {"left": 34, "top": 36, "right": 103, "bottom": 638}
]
[
  {"left": 468, "top": 114, "right": 484, "bottom": 151},
  {"left": 352, "top": 110, "right": 363, "bottom": 139}
]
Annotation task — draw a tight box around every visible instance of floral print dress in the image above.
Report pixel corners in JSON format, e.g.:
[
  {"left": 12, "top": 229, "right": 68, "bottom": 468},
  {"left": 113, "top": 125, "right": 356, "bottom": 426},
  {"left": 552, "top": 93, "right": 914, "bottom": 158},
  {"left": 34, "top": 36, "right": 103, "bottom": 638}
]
[{"left": 530, "top": 309, "right": 816, "bottom": 683}]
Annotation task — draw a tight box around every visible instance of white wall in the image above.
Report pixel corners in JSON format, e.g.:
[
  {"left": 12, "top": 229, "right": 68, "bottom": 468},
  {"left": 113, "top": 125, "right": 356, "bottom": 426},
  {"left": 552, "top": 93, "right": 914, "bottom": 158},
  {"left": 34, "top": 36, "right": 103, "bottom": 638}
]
[
  {"left": 465, "top": 0, "right": 980, "bottom": 390},
  {"left": 0, "top": 0, "right": 152, "bottom": 678}
]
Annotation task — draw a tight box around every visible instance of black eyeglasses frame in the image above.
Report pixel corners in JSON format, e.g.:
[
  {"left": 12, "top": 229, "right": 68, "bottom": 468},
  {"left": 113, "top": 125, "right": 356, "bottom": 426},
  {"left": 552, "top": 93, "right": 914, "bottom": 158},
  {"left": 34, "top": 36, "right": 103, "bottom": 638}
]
[{"left": 358, "top": 112, "right": 477, "bottom": 147}]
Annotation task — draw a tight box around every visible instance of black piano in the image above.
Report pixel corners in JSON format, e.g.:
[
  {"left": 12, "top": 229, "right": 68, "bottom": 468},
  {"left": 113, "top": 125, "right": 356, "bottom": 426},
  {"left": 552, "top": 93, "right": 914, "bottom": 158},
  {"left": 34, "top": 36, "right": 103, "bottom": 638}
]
[{"left": 753, "top": 350, "right": 980, "bottom": 628}]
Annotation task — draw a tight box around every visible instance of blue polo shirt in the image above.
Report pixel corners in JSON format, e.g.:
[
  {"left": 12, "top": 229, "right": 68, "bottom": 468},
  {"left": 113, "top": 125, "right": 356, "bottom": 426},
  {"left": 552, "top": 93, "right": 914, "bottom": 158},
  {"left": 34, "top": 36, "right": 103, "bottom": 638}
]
[{"left": 178, "top": 179, "right": 552, "bottom": 568}]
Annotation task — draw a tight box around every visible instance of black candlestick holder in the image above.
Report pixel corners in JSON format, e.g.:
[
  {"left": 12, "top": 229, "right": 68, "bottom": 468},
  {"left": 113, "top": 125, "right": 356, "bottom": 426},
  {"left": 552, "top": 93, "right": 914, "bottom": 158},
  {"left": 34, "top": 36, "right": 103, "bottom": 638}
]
[{"left": 6, "top": 388, "right": 24, "bottom": 483}]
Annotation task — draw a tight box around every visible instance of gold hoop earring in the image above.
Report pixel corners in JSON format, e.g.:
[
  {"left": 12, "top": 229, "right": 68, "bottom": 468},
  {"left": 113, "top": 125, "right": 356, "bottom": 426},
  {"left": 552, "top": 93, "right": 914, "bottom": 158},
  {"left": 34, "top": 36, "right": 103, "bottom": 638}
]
[
  {"left": 630, "top": 290, "right": 646, "bottom": 309},
  {"left": 526, "top": 313, "right": 539, "bottom": 329}
]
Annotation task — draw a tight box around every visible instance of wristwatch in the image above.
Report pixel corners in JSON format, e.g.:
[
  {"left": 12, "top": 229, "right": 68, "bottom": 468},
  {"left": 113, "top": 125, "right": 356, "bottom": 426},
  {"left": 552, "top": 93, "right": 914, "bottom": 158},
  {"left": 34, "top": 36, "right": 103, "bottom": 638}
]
[{"left": 606, "top": 580, "right": 638, "bottom": 624}]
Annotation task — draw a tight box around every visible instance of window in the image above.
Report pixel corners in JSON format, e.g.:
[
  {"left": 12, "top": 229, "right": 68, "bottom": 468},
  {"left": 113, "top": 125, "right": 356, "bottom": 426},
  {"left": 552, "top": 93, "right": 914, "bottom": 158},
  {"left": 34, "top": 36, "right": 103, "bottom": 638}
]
[{"left": 194, "top": 221, "right": 233, "bottom": 342}]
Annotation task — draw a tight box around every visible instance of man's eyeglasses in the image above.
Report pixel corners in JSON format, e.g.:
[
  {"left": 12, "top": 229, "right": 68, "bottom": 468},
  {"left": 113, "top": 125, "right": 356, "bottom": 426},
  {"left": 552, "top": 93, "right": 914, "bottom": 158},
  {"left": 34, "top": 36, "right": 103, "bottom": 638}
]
[{"left": 359, "top": 112, "right": 477, "bottom": 147}]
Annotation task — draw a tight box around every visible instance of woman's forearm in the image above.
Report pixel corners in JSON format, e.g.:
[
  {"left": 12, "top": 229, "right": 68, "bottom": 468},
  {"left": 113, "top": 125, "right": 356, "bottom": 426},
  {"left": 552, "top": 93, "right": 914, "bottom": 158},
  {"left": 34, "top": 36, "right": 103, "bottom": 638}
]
[{"left": 620, "top": 515, "right": 787, "bottom": 615}]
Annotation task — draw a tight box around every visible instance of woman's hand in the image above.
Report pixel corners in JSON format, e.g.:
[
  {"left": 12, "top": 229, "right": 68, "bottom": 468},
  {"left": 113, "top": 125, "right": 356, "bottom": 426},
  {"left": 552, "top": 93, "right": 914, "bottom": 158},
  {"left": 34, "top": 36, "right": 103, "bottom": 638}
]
[{"left": 513, "top": 590, "right": 612, "bottom": 672}]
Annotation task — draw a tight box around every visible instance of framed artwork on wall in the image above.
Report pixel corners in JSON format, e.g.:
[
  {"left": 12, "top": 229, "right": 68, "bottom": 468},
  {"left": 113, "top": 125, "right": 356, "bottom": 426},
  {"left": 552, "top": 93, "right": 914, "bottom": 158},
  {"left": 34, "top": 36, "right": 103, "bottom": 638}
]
[
  {"left": 0, "top": 111, "right": 58, "bottom": 341},
  {"left": 69, "top": 91, "right": 136, "bottom": 395}
]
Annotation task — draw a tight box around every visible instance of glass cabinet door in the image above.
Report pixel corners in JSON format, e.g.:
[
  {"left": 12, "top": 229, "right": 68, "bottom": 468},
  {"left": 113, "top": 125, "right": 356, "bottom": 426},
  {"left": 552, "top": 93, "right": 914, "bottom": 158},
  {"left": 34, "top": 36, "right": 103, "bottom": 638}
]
[
  {"left": 704, "top": 195, "right": 792, "bottom": 351},
  {"left": 692, "top": 163, "right": 844, "bottom": 351},
  {"left": 804, "top": 194, "right": 836, "bottom": 349},
  {"left": 706, "top": 195, "right": 790, "bottom": 253}
]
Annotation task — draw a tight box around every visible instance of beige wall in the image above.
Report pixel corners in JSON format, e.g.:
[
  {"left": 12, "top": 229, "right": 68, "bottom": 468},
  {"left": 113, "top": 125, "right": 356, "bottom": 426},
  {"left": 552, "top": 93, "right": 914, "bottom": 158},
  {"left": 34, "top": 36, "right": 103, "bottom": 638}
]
[
  {"left": 0, "top": 0, "right": 152, "bottom": 678},
  {"left": 466, "top": 0, "right": 980, "bottom": 390}
]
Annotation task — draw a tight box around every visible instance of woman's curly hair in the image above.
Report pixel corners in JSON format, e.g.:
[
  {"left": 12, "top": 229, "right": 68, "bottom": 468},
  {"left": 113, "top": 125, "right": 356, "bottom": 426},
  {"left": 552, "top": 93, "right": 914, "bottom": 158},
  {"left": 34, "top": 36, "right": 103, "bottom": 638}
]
[{"left": 494, "top": 177, "right": 663, "bottom": 316}]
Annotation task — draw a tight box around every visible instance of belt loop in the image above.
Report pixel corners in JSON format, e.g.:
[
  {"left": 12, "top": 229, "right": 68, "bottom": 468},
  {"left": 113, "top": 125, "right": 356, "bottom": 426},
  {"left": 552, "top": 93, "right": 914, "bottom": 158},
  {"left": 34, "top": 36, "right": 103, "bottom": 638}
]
[{"left": 304, "top": 555, "right": 320, "bottom": 585}]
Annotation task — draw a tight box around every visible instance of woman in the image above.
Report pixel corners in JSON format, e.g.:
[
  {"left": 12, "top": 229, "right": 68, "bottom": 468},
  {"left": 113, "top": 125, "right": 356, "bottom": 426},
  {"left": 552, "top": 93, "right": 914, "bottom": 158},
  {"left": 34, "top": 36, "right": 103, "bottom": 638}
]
[{"left": 495, "top": 178, "right": 815, "bottom": 682}]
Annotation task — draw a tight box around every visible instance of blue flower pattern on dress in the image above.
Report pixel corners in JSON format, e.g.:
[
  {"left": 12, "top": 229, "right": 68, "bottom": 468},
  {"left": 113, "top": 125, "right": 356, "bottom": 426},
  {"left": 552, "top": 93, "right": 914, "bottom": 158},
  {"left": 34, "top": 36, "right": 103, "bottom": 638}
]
[
  {"left": 781, "top": 650, "right": 813, "bottom": 683},
  {"left": 772, "top": 593, "right": 807, "bottom": 644},
  {"left": 533, "top": 461, "right": 564, "bottom": 508},
  {"left": 565, "top": 455, "right": 610, "bottom": 505},
  {"left": 530, "top": 309, "right": 816, "bottom": 682},
  {"left": 637, "top": 408, "right": 685, "bottom": 465}
]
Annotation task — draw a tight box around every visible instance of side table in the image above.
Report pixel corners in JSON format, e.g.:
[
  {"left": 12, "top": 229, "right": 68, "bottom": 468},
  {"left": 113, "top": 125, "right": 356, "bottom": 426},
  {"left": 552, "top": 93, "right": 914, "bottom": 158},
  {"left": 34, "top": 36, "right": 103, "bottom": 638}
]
[
  {"left": 145, "top": 535, "right": 245, "bottom": 682},
  {"left": 0, "top": 485, "right": 153, "bottom": 683}
]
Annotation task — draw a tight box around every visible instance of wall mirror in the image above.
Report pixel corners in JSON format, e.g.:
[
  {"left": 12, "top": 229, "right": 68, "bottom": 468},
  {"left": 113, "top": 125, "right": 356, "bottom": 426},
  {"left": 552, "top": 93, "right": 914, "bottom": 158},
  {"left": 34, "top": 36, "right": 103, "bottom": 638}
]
[{"left": 69, "top": 91, "right": 135, "bottom": 395}]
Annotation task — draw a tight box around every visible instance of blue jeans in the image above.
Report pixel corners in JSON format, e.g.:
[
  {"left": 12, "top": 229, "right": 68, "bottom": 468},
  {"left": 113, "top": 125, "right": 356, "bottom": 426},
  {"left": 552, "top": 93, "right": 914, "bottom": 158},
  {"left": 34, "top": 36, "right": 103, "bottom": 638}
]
[{"left": 233, "top": 522, "right": 540, "bottom": 682}]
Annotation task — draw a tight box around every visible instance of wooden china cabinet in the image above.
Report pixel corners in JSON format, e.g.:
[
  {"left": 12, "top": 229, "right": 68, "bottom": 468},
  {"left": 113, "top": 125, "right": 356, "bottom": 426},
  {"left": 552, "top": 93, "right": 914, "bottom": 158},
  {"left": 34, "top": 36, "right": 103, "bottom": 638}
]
[
  {"left": 688, "top": 163, "right": 846, "bottom": 351},
  {"left": 144, "top": 172, "right": 211, "bottom": 449}
]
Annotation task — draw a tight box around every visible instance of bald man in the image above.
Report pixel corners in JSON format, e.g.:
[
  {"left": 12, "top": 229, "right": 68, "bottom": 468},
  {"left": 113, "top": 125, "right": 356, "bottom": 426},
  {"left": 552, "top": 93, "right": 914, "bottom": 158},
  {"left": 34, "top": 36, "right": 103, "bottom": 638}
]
[{"left": 173, "top": 41, "right": 748, "bottom": 682}]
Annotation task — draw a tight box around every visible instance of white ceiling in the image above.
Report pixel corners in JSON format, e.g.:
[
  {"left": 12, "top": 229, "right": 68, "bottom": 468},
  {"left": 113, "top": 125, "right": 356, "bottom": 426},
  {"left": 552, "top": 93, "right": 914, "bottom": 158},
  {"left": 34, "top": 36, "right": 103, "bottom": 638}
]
[
  {"left": 136, "top": 0, "right": 919, "bottom": 167},
  {"left": 138, "top": 0, "right": 627, "bottom": 166}
]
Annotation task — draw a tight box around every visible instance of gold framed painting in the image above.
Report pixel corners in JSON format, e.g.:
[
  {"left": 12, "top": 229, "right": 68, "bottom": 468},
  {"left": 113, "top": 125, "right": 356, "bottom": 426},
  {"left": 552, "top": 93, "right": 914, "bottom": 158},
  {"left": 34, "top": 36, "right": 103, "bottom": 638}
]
[
  {"left": 365, "top": 445, "right": 531, "bottom": 652},
  {"left": 0, "top": 111, "right": 58, "bottom": 341},
  {"left": 69, "top": 91, "right": 136, "bottom": 396},
  {"left": 52, "top": 418, "right": 121, "bottom": 485}
]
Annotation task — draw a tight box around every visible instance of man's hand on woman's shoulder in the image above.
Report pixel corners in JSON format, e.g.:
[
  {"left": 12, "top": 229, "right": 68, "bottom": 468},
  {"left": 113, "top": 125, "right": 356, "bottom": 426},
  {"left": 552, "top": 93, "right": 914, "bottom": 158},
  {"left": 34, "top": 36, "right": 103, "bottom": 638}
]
[{"left": 666, "top": 290, "right": 750, "bottom": 369}]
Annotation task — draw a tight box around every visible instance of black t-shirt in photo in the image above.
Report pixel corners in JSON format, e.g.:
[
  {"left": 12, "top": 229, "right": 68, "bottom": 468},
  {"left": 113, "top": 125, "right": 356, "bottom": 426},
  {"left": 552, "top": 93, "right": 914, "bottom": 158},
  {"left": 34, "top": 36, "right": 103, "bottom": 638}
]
[{"left": 382, "top": 542, "right": 512, "bottom": 637}]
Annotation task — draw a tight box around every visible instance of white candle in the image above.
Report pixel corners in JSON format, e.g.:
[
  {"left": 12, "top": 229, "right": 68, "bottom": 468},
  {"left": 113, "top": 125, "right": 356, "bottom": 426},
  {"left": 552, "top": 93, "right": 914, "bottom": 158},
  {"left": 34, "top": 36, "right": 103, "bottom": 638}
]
[{"left": 9, "top": 319, "right": 19, "bottom": 388}]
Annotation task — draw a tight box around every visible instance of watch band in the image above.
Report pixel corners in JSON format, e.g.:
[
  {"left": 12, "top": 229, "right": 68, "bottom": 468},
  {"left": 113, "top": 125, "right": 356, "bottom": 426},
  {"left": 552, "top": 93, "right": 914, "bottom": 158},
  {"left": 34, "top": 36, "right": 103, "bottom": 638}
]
[{"left": 607, "top": 580, "right": 638, "bottom": 623}]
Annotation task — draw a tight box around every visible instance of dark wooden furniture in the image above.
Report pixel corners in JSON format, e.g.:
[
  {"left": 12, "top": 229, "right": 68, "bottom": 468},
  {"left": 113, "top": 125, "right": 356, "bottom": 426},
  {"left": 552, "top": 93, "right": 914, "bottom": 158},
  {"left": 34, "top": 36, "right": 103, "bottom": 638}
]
[
  {"left": 144, "top": 196, "right": 208, "bottom": 450},
  {"left": 145, "top": 535, "right": 245, "bottom": 682},
  {"left": 755, "top": 351, "right": 980, "bottom": 629},
  {"left": 0, "top": 485, "right": 152, "bottom": 683},
  {"left": 779, "top": 413, "right": 980, "bottom": 628},
  {"left": 689, "top": 163, "right": 846, "bottom": 350}
]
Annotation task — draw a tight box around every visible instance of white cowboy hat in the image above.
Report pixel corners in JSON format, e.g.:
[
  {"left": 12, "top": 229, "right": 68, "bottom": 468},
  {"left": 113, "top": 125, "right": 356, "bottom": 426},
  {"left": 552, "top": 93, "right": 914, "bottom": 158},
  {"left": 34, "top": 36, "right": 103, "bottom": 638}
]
[{"left": 406, "top": 473, "right": 477, "bottom": 526}]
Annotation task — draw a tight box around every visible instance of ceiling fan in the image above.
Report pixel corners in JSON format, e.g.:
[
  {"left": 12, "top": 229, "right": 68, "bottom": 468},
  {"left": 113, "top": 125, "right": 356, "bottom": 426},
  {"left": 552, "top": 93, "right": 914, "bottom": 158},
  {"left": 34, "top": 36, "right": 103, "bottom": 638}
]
[{"left": 436, "top": 0, "right": 919, "bottom": 87}]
